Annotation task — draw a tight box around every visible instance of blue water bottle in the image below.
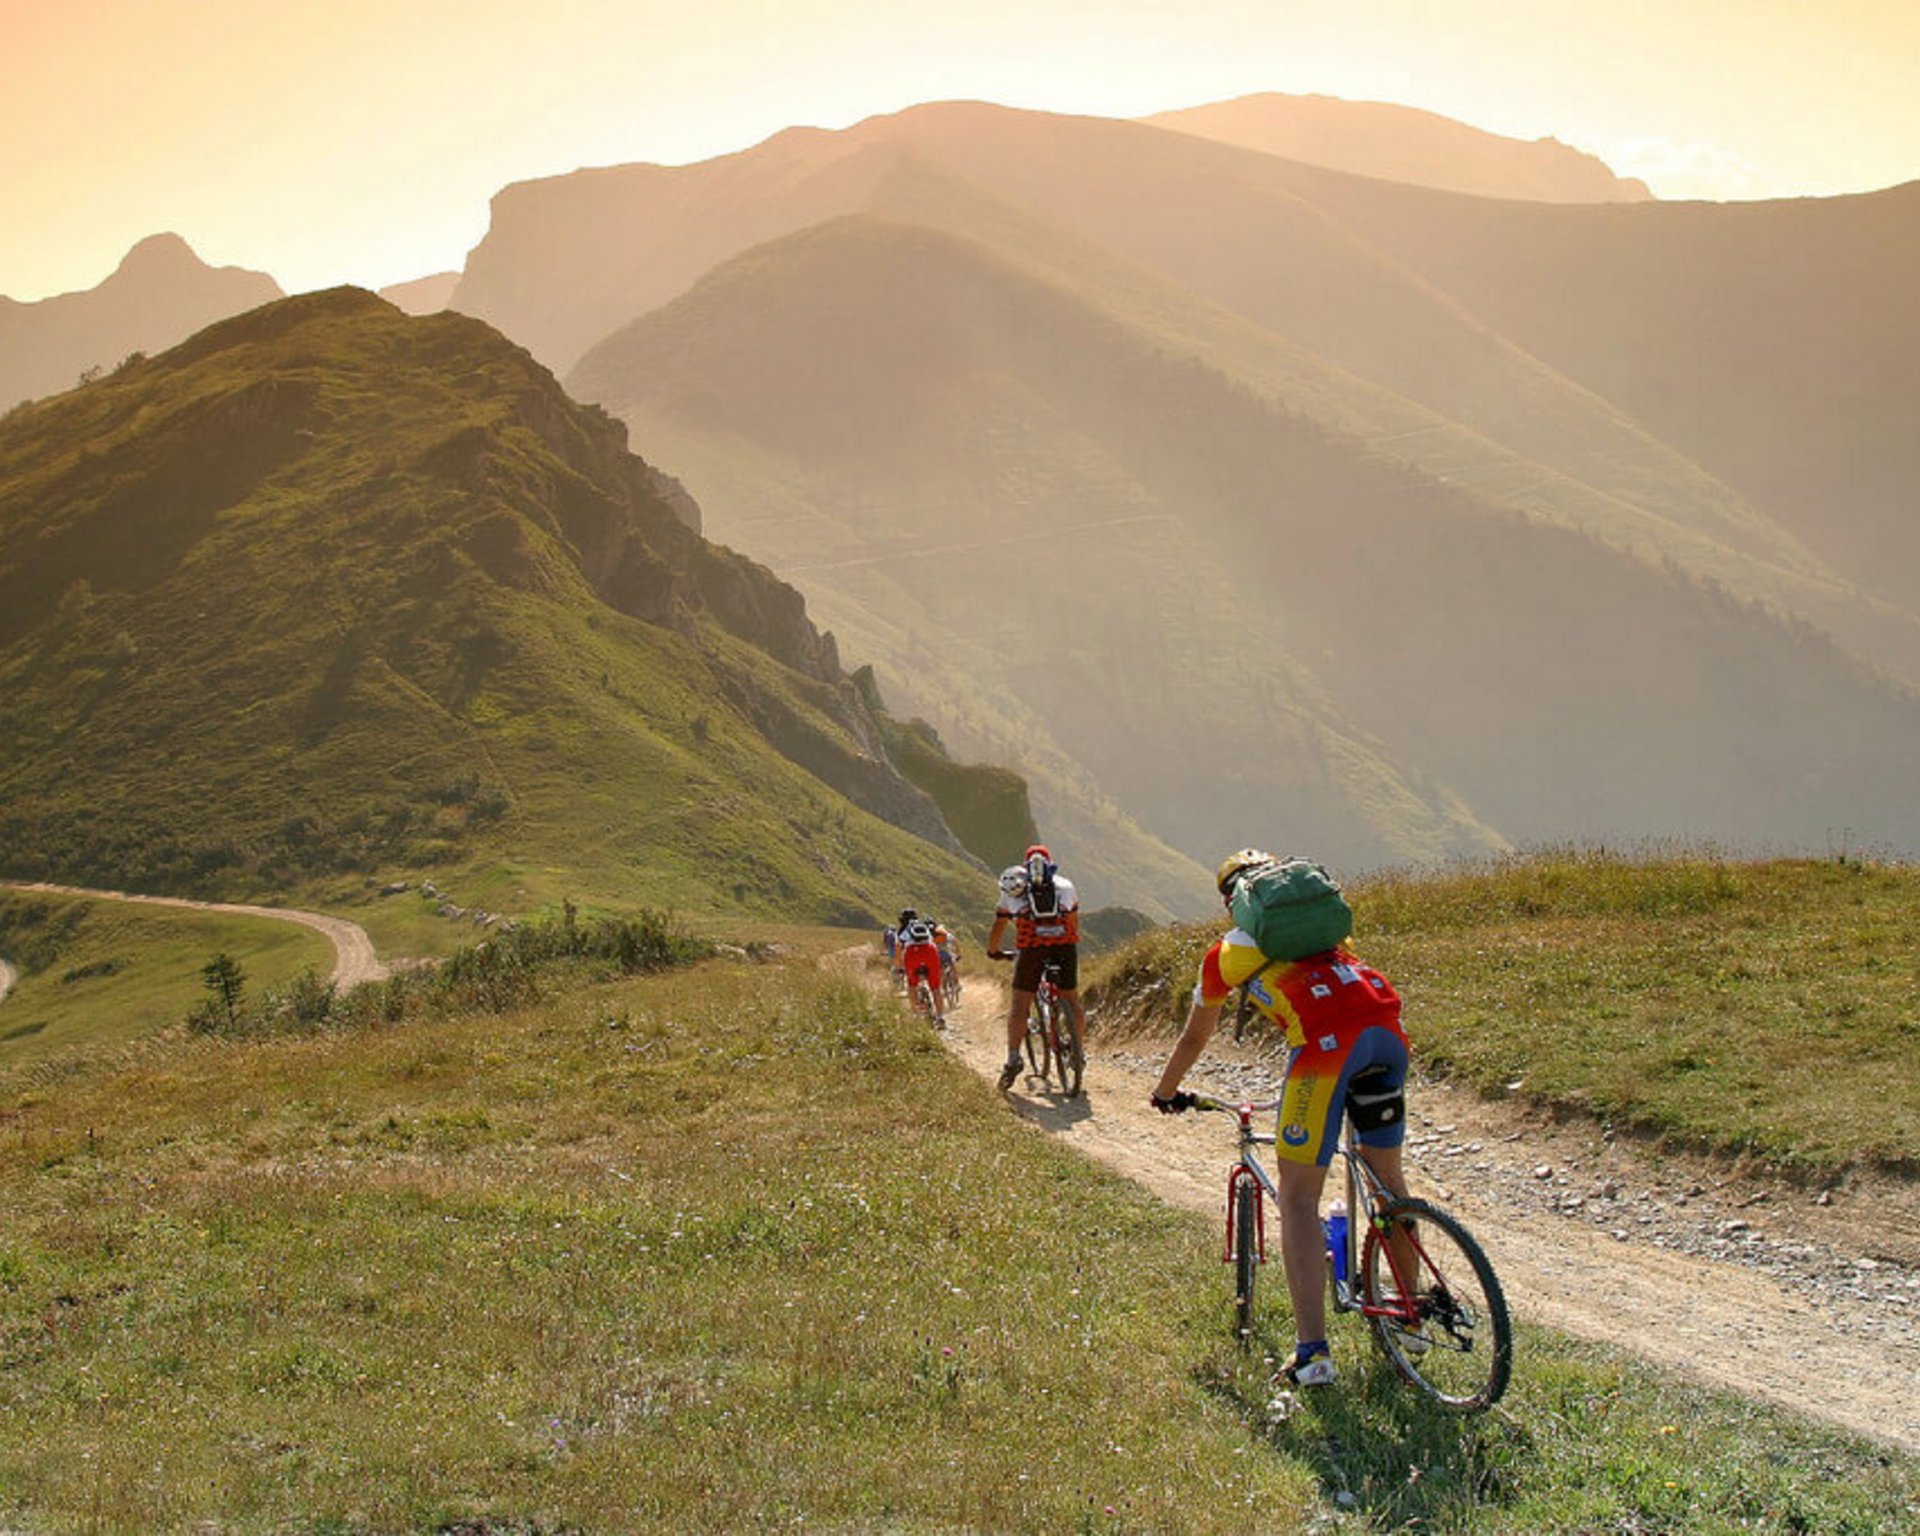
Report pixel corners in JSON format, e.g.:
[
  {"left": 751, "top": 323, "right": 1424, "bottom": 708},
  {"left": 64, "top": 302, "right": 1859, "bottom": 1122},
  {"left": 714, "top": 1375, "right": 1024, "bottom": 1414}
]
[{"left": 1324, "top": 1200, "right": 1350, "bottom": 1286}]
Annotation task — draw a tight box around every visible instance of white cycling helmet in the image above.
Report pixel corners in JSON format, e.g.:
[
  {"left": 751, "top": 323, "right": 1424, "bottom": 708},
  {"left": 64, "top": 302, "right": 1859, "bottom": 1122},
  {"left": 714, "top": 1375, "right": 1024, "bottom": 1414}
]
[{"left": 997, "top": 865, "right": 1029, "bottom": 896}]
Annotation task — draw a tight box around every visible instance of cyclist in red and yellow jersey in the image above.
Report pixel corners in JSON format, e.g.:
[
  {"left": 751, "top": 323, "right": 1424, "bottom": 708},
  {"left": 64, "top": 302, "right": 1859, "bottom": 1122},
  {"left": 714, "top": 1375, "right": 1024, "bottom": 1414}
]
[
  {"left": 987, "top": 844, "right": 1084, "bottom": 1092},
  {"left": 1150, "top": 849, "right": 1413, "bottom": 1389}
]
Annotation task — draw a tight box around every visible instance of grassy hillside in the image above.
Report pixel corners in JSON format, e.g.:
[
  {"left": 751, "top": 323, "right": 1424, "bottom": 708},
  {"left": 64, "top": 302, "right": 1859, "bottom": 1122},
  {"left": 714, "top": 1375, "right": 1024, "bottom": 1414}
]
[
  {"left": 1090, "top": 852, "right": 1920, "bottom": 1177},
  {"left": 0, "top": 289, "right": 994, "bottom": 927},
  {"left": 1, "top": 927, "right": 1911, "bottom": 1531},
  {"left": 853, "top": 666, "right": 1040, "bottom": 871},
  {"left": 573, "top": 211, "right": 1920, "bottom": 886}
]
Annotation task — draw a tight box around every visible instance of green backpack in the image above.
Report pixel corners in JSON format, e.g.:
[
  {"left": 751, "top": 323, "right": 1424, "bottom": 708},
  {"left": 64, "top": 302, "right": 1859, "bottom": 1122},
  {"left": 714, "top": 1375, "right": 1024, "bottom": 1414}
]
[{"left": 1228, "top": 859, "right": 1353, "bottom": 962}]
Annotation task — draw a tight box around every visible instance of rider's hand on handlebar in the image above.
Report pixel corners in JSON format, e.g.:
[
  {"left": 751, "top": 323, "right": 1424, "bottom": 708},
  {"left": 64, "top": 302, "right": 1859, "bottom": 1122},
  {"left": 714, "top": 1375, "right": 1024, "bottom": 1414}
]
[
  {"left": 1150, "top": 1091, "right": 1196, "bottom": 1115},
  {"left": 988, "top": 949, "right": 1015, "bottom": 961}
]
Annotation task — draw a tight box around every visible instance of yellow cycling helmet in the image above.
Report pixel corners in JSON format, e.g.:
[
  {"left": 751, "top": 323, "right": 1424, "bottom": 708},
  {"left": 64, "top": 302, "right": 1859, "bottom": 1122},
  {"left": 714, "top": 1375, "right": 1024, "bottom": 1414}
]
[{"left": 1214, "top": 847, "right": 1276, "bottom": 897}]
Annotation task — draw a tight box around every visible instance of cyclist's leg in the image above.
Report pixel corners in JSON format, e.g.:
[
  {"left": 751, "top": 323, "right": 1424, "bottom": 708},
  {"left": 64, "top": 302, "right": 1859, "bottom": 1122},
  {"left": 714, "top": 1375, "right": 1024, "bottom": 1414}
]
[
  {"left": 1274, "top": 1042, "right": 1350, "bottom": 1367},
  {"left": 1274, "top": 1157, "right": 1333, "bottom": 1351},
  {"left": 1007, "top": 949, "right": 1045, "bottom": 1053},
  {"left": 1346, "top": 1034, "right": 1415, "bottom": 1281},
  {"left": 1002, "top": 948, "right": 1043, "bottom": 1086}
]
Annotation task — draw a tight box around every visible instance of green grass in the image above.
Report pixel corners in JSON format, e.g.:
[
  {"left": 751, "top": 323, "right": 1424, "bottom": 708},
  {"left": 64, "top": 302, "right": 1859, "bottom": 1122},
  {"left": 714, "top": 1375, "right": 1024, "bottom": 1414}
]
[
  {"left": 0, "top": 891, "right": 334, "bottom": 1066},
  {"left": 1, "top": 927, "right": 1914, "bottom": 1532},
  {"left": 1089, "top": 850, "right": 1920, "bottom": 1178}
]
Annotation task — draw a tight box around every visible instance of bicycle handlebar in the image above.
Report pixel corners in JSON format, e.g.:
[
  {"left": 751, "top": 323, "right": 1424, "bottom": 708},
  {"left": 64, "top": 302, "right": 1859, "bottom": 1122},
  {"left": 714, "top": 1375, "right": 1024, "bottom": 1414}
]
[{"left": 1190, "top": 1092, "right": 1283, "bottom": 1115}]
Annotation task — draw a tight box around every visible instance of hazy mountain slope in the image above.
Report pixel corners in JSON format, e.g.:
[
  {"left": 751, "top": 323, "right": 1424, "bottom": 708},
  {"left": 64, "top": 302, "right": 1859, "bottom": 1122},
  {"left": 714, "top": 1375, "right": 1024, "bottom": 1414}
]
[
  {"left": 571, "top": 215, "right": 1920, "bottom": 877},
  {"left": 1141, "top": 93, "right": 1654, "bottom": 203},
  {"left": 380, "top": 272, "right": 460, "bottom": 314},
  {"left": 1271, "top": 171, "right": 1920, "bottom": 611},
  {"left": 839, "top": 154, "right": 1920, "bottom": 684},
  {"left": 463, "top": 103, "right": 1920, "bottom": 689},
  {"left": 0, "top": 234, "right": 283, "bottom": 411},
  {"left": 452, "top": 129, "right": 905, "bottom": 374},
  {"left": 573, "top": 216, "right": 1505, "bottom": 907},
  {"left": 0, "top": 289, "right": 991, "bottom": 923},
  {"left": 844, "top": 105, "right": 1920, "bottom": 685}
]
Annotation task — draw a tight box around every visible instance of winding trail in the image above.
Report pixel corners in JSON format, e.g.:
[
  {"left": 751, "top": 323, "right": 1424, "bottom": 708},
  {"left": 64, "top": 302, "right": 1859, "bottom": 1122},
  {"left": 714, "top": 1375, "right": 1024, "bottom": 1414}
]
[
  {"left": 933, "top": 969, "right": 1920, "bottom": 1457},
  {"left": 0, "top": 881, "right": 388, "bottom": 991}
]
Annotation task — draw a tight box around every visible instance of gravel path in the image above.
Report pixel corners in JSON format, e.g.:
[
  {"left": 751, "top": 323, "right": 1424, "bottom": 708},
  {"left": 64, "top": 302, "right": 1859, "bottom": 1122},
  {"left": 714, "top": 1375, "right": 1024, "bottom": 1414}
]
[
  {"left": 0, "top": 881, "right": 388, "bottom": 990},
  {"left": 934, "top": 970, "right": 1920, "bottom": 1457}
]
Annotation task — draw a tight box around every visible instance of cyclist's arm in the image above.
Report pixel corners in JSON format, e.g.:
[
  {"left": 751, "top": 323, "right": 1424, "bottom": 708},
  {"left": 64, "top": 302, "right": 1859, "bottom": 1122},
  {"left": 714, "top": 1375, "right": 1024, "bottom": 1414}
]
[
  {"left": 1151, "top": 995, "right": 1223, "bottom": 1100},
  {"left": 986, "top": 913, "right": 1012, "bottom": 955}
]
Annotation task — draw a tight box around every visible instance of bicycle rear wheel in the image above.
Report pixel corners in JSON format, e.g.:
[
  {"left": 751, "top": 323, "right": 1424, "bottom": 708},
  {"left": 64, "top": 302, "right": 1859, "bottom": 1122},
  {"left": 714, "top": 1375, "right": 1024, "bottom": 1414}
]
[
  {"left": 1359, "top": 1197, "right": 1511, "bottom": 1410},
  {"left": 1050, "top": 1014, "right": 1083, "bottom": 1096},
  {"left": 1233, "top": 1177, "right": 1259, "bottom": 1344}
]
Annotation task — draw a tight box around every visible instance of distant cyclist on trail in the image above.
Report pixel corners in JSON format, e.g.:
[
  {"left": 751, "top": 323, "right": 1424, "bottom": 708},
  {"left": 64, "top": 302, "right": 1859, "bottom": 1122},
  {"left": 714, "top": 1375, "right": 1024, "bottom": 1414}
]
[
  {"left": 891, "top": 907, "right": 919, "bottom": 987},
  {"left": 987, "top": 844, "right": 1084, "bottom": 1092},
  {"left": 933, "top": 922, "right": 960, "bottom": 999},
  {"left": 1149, "top": 849, "right": 1413, "bottom": 1390},
  {"left": 897, "top": 916, "right": 948, "bottom": 1027}
]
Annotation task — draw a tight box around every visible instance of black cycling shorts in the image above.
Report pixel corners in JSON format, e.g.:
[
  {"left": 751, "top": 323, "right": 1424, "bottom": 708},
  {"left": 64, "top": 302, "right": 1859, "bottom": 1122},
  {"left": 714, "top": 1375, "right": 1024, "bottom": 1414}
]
[{"left": 1013, "top": 944, "right": 1077, "bottom": 992}]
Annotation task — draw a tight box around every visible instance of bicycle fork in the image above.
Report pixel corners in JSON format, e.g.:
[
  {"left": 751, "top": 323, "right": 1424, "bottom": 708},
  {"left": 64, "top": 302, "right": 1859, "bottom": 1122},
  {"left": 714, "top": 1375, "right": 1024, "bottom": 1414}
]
[{"left": 1222, "top": 1163, "right": 1266, "bottom": 1264}]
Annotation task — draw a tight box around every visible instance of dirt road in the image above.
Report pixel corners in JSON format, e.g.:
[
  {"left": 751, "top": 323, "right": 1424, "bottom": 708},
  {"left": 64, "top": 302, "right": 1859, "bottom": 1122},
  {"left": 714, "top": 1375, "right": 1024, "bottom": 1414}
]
[
  {"left": 938, "top": 971, "right": 1920, "bottom": 1456},
  {"left": 0, "top": 882, "right": 389, "bottom": 990}
]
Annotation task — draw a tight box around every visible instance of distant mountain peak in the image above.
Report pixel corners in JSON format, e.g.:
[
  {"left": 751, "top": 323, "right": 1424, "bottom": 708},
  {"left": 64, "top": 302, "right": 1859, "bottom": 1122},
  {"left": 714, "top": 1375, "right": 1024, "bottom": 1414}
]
[
  {"left": 0, "top": 232, "right": 284, "bottom": 411},
  {"left": 1141, "top": 91, "right": 1654, "bottom": 203},
  {"left": 115, "top": 231, "right": 200, "bottom": 271}
]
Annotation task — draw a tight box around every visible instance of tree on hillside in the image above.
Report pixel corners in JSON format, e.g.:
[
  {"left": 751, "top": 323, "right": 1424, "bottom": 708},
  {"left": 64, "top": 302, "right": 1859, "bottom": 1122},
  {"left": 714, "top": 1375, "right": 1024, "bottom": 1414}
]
[{"left": 201, "top": 952, "right": 246, "bottom": 1031}]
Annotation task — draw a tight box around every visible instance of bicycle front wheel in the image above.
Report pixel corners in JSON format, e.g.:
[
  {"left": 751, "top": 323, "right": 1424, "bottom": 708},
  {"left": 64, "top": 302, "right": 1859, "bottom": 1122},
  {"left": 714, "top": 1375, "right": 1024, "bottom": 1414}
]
[
  {"left": 1023, "top": 1004, "right": 1050, "bottom": 1080},
  {"left": 1359, "top": 1197, "right": 1511, "bottom": 1410},
  {"left": 1233, "top": 1177, "right": 1259, "bottom": 1344}
]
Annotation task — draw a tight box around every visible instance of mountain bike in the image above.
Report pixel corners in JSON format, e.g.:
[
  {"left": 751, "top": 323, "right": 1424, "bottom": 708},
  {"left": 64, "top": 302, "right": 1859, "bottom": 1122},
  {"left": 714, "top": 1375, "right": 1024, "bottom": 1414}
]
[
  {"left": 991, "top": 952, "right": 1082, "bottom": 1096},
  {"left": 1033, "top": 961, "right": 1082, "bottom": 1095},
  {"left": 911, "top": 973, "right": 938, "bottom": 1021},
  {"left": 1192, "top": 1092, "right": 1512, "bottom": 1411}
]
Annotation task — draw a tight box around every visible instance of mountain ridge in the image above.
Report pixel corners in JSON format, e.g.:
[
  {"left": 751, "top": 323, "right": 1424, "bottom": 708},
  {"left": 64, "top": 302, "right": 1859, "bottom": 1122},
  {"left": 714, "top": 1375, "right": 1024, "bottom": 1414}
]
[
  {"left": 1140, "top": 92, "right": 1654, "bottom": 203},
  {"left": 0, "top": 288, "right": 1005, "bottom": 923}
]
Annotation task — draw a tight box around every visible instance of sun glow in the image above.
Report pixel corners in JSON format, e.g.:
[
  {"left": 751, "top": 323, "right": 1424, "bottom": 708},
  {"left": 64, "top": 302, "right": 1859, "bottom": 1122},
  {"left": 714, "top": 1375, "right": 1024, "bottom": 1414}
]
[{"left": 2, "top": 0, "right": 1915, "bottom": 300}]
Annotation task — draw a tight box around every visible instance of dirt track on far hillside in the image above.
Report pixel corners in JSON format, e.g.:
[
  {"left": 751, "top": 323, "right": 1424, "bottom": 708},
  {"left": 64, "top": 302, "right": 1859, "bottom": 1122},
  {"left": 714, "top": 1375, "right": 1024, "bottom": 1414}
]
[
  {"left": 0, "top": 882, "right": 389, "bottom": 990},
  {"left": 914, "top": 962, "right": 1920, "bottom": 1456}
]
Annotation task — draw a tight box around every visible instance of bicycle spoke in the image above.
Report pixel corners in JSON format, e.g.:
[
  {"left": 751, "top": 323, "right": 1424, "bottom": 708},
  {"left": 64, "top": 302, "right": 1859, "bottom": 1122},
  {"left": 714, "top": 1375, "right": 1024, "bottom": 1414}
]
[{"left": 1359, "top": 1197, "right": 1511, "bottom": 1410}]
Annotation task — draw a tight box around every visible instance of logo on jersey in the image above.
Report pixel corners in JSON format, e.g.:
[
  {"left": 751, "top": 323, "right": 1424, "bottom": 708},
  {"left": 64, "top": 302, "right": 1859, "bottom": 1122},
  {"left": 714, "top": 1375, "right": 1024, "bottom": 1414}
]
[
  {"left": 1319, "top": 1033, "right": 1338, "bottom": 1052},
  {"left": 1281, "top": 1123, "right": 1310, "bottom": 1147}
]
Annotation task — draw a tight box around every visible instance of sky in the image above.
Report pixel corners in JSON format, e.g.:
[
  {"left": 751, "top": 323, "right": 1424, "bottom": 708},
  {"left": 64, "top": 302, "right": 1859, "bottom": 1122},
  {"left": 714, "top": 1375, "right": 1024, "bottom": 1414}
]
[{"left": 4, "top": 0, "right": 1918, "bottom": 302}]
